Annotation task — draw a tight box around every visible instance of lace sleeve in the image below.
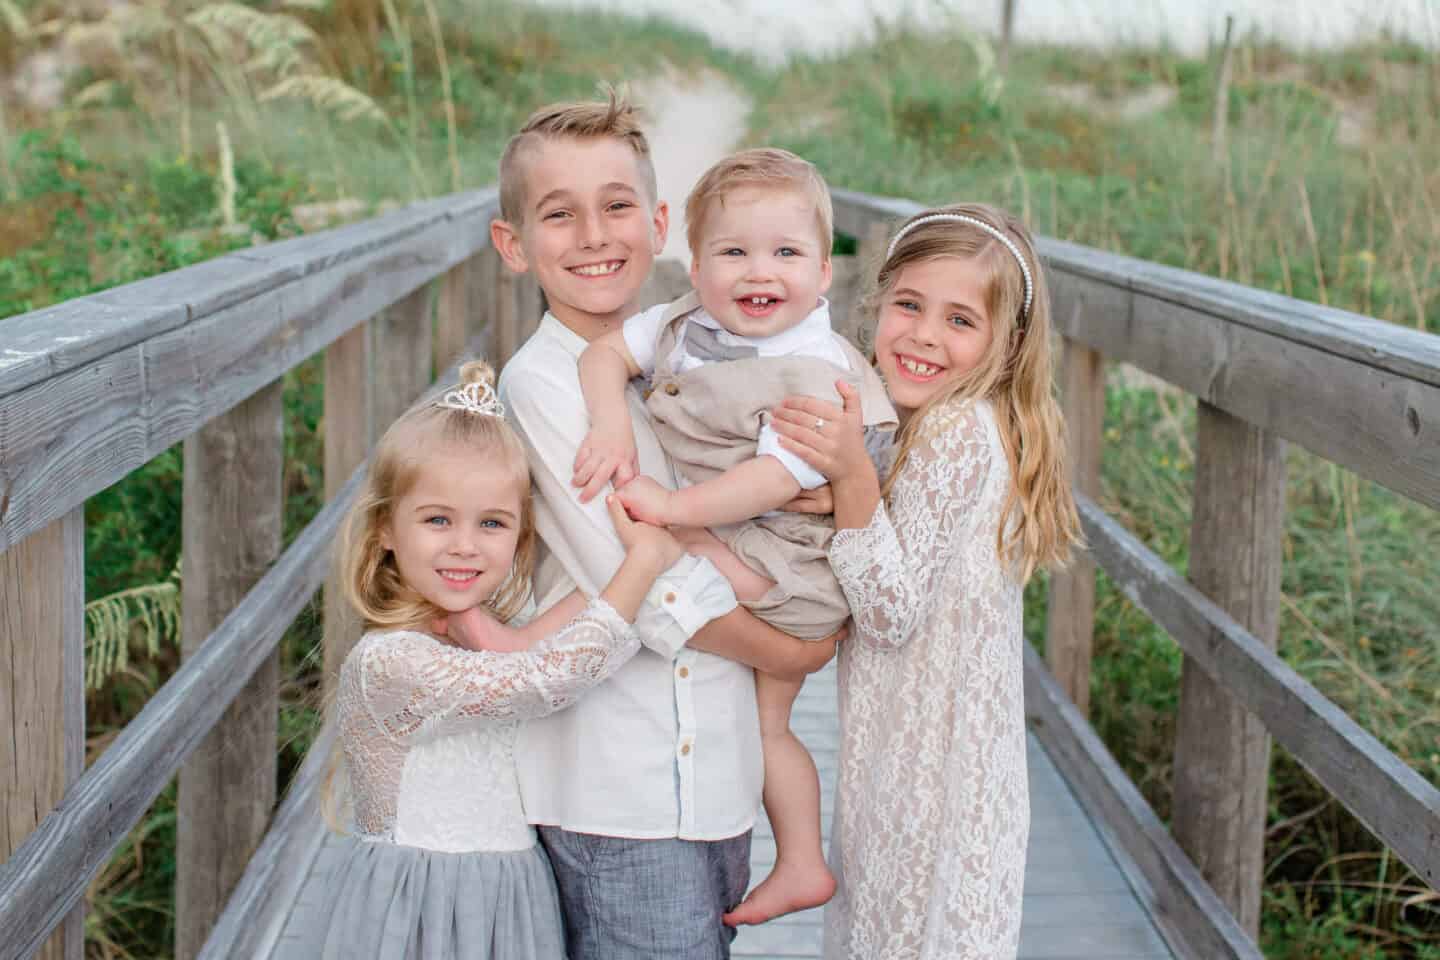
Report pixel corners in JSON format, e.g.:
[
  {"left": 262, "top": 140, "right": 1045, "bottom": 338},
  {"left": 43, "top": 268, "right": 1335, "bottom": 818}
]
[
  {"left": 358, "top": 599, "right": 640, "bottom": 742},
  {"left": 829, "top": 404, "right": 996, "bottom": 651}
]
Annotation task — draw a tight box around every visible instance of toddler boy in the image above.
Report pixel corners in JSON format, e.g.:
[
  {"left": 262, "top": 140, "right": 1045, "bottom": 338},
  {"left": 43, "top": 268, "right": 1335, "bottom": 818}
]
[{"left": 574, "top": 147, "right": 896, "bottom": 924}]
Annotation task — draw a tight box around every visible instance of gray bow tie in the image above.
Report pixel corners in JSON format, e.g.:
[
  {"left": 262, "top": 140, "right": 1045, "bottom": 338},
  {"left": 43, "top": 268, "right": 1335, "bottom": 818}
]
[{"left": 683, "top": 321, "right": 759, "bottom": 364}]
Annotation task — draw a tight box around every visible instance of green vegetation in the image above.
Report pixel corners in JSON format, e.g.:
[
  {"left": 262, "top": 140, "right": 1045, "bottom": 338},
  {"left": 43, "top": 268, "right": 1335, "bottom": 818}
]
[{"left": 3, "top": 2, "right": 1438, "bottom": 957}]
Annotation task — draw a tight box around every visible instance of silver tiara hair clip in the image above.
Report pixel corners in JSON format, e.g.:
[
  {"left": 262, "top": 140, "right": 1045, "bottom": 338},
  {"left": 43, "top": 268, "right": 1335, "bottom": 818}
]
[
  {"left": 435, "top": 380, "right": 506, "bottom": 418},
  {"left": 886, "top": 214, "right": 1034, "bottom": 318}
]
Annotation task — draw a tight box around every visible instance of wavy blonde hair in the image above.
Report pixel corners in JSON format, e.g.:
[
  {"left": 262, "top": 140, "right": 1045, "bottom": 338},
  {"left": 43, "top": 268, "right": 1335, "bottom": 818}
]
[
  {"left": 338, "top": 360, "right": 536, "bottom": 632},
  {"left": 866, "top": 203, "right": 1082, "bottom": 582}
]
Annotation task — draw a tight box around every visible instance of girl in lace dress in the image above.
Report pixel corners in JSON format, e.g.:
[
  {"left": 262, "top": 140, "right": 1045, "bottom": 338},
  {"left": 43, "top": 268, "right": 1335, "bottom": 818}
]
[
  {"left": 297, "top": 361, "right": 685, "bottom": 960},
  {"left": 769, "top": 204, "right": 1082, "bottom": 959}
]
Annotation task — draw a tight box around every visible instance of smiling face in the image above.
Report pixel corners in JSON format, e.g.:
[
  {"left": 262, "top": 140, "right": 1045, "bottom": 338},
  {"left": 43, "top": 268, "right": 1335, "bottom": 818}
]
[
  {"left": 497, "top": 135, "right": 668, "bottom": 340},
  {"left": 873, "top": 256, "right": 997, "bottom": 419},
  {"left": 689, "top": 185, "right": 832, "bottom": 340},
  {"left": 378, "top": 446, "right": 526, "bottom": 614}
]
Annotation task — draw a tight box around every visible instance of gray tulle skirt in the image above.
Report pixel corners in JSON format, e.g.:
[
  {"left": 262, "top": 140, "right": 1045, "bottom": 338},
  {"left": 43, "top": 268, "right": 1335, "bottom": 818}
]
[{"left": 286, "top": 833, "right": 567, "bottom": 960}]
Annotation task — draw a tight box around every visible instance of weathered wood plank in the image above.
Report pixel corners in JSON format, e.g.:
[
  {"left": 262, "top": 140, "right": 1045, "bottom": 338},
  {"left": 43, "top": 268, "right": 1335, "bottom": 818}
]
[
  {"left": 196, "top": 725, "right": 336, "bottom": 960},
  {"left": 1041, "top": 235, "right": 1440, "bottom": 389},
  {"left": 0, "top": 190, "right": 497, "bottom": 402},
  {"left": 0, "top": 509, "right": 84, "bottom": 960},
  {"left": 1046, "top": 332, "right": 1104, "bottom": 715},
  {"left": 1024, "top": 642, "right": 1260, "bottom": 960},
  {"left": 435, "top": 252, "right": 491, "bottom": 371},
  {"left": 1171, "top": 405, "right": 1286, "bottom": 936},
  {"left": 0, "top": 193, "right": 500, "bottom": 554},
  {"left": 371, "top": 283, "right": 433, "bottom": 436},
  {"left": 176, "top": 380, "right": 285, "bottom": 959},
  {"left": 322, "top": 324, "right": 372, "bottom": 696},
  {"left": 1047, "top": 269, "right": 1440, "bottom": 511},
  {"left": 0, "top": 466, "right": 366, "bottom": 960},
  {"left": 1076, "top": 492, "right": 1440, "bottom": 894}
]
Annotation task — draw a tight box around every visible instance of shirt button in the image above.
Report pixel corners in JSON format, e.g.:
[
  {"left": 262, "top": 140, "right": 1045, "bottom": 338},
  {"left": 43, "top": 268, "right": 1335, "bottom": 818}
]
[
  {"left": 664, "top": 383, "right": 680, "bottom": 396},
  {"left": 664, "top": 591, "right": 677, "bottom": 604},
  {"left": 677, "top": 666, "right": 690, "bottom": 679},
  {"left": 680, "top": 742, "right": 692, "bottom": 756}
]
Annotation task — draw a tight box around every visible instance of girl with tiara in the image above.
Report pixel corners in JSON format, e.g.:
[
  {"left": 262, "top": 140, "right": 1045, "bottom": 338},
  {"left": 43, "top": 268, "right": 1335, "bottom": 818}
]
[
  {"left": 768, "top": 204, "right": 1083, "bottom": 959},
  {"left": 295, "top": 360, "right": 684, "bottom": 959}
]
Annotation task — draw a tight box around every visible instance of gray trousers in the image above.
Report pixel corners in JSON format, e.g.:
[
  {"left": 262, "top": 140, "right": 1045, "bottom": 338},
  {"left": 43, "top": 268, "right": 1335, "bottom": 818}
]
[{"left": 538, "top": 826, "right": 752, "bottom": 959}]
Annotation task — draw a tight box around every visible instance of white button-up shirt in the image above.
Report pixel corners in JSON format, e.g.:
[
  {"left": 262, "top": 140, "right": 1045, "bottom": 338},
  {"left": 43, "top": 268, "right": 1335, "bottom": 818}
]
[{"left": 502, "top": 313, "right": 764, "bottom": 841}]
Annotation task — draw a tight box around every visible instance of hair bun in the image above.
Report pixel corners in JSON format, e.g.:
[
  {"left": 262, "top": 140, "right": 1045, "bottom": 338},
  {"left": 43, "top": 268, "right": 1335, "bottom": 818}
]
[{"left": 457, "top": 359, "right": 497, "bottom": 391}]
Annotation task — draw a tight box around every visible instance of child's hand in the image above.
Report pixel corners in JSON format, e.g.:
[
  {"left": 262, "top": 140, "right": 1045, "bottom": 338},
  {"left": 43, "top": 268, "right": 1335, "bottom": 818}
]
[
  {"left": 606, "top": 493, "right": 683, "bottom": 572},
  {"left": 780, "top": 484, "right": 834, "bottom": 515},
  {"left": 434, "top": 606, "right": 532, "bottom": 653},
  {"left": 770, "top": 381, "right": 871, "bottom": 485},
  {"left": 615, "top": 475, "right": 676, "bottom": 527},
  {"left": 573, "top": 423, "right": 639, "bottom": 504}
]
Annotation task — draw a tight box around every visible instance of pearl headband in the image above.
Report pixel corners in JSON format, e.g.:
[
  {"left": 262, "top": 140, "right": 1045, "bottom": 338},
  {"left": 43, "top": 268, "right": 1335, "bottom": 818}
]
[
  {"left": 886, "top": 214, "right": 1034, "bottom": 319},
  {"left": 435, "top": 380, "right": 506, "bottom": 418}
]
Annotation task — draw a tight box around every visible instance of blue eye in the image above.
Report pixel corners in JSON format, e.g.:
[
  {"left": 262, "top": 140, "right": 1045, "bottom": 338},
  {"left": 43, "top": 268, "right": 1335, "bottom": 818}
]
[
  {"left": 895, "top": 300, "right": 919, "bottom": 312},
  {"left": 425, "top": 516, "right": 450, "bottom": 527},
  {"left": 480, "top": 518, "right": 503, "bottom": 529},
  {"left": 720, "top": 247, "right": 744, "bottom": 257},
  {"left": 950, "top": 314, "right": 975, "bottom": 329},
  {"left": 777, "top": 247, "right": 799, "bottom": 257}
]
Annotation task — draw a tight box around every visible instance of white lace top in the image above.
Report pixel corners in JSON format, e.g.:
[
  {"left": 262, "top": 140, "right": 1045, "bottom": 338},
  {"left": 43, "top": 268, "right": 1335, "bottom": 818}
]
[
  {"left": 336, "top": 600, "right": 639, "bottom": 854},
  {"left": 823, "top": 400, "right": 1028, "bottom": 960}
]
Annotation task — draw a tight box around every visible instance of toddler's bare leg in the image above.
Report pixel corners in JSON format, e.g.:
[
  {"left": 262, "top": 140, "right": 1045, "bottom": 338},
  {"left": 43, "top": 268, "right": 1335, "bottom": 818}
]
[{"left": 722, "top": 671, "right": 835, "bottom": 926}]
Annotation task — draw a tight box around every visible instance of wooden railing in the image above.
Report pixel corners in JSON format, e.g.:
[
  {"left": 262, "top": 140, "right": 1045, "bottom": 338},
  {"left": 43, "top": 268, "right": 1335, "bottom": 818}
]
[
  {"left": 0, "top": 188, "right": 544, "bottom": 960},
  {"left": 4, "top": 181, "right": 1436, "bottom": 960},
  {"left": 830, "top": 187, "right": 1440, "bottom": 960}
]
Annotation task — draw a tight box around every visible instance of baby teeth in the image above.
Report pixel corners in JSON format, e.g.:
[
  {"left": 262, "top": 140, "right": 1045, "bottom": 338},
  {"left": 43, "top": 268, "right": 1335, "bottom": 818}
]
[
  {"left": 900, "top": 357, "right": 941, "bottom": 376},
  {"left": 748, "top": 296, "right": 771, "bottom": 305},
  {"left": 573, "top": 261, "right": 621, "bottom": 277}
]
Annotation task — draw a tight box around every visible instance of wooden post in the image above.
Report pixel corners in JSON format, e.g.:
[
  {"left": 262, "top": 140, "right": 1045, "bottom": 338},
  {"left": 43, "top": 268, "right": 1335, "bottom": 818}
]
[
  {"left": 998, "top": 0, "right": 1017, "bottom": 76},
  {"left": 372, "top": 284, "right": 435, "bottom": 433},
  {"left": 0, "top": 511, "right": 84, "bottom": 960},
  {"left": 323, "top": 323, "right": 373, "bottom": 693},
  {"left": 176, "top": 381, "right": 284, "bottom": 960},
  {"left": 1171, "top": 402, "right": 1286, "bottom": 936},
  {"left": 1046, "top": 335, "right": 1104, "bottom": 715},
  {"left": 1211, "top": 14, "right": 1236, "bottom": 165},
  {"left": 436, "top": 253, "right": 488, "bottom": 372},
  {"left": 493, "top": 257, "right": 521, "bottom": 368}
]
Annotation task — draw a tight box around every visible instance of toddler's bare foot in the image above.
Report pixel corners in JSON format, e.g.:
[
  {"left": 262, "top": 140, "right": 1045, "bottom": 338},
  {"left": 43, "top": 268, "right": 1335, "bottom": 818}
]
[{"left": 722, "top": 859, "right": 836, "bottom": 926}]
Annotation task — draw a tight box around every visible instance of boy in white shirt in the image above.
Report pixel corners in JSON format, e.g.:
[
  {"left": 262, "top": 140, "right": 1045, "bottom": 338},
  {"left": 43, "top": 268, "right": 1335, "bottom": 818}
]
[
  {"left": 483, "top": 97, "right": 840, "bottom": 959},
  {"left": 573, "top": 149, "right": 896, "bottom": 925}
]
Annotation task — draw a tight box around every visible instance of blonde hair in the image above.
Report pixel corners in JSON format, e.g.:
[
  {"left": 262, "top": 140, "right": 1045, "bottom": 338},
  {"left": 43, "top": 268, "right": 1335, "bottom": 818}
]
[
  {"left": 338, "top": 360, "right": 536, "bottom": 631},
  {"left": 869, "top": 203, "right": 1082, "bottom": 582},
  {"left": 684, "top": 147, "right": 833, "bottom": 259},
  {"left": 497, "top": 88, "right": 658, "bottom": 225}
]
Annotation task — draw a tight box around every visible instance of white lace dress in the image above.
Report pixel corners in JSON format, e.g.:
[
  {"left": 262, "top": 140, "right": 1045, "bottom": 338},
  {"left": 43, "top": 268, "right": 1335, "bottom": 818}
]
[
  {"left": 823, "top": 400, "right": 1029, "bottom": 960},
  {"left": 293, "top": 599, "right": 639, "bottom": 960}
]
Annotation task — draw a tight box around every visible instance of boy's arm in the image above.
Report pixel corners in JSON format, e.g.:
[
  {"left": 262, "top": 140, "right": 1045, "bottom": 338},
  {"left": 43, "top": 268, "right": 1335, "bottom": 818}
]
[
  {"left": 502, "top": 362, "right": 737, "bottom": 660},
  {"left": 574, "top": 331, "right": 645, "bottom": 501},
  {"left": 617, "top": 456, "right": 802, "bottom": 528}
]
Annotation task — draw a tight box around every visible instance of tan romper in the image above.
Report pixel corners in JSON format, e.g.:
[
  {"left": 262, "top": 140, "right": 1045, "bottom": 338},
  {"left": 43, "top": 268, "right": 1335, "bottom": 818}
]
[{"left": 644, "top": 293, "right": 897, "bottom": 640}]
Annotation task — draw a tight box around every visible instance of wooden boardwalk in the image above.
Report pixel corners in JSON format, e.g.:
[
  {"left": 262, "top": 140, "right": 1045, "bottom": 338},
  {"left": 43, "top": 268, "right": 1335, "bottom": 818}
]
[
  {"left": 265, "top": 658, "right": 1174, "bottom": 959},
  {"left": 734, "top": 659, "right": 1175, "bottom": 960}
]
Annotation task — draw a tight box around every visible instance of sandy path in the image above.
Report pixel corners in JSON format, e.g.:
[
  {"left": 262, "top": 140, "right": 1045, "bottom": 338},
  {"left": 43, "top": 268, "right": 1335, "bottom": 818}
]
[{"left": 632, "top": 68, "right": 751, "bottom": 264}]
